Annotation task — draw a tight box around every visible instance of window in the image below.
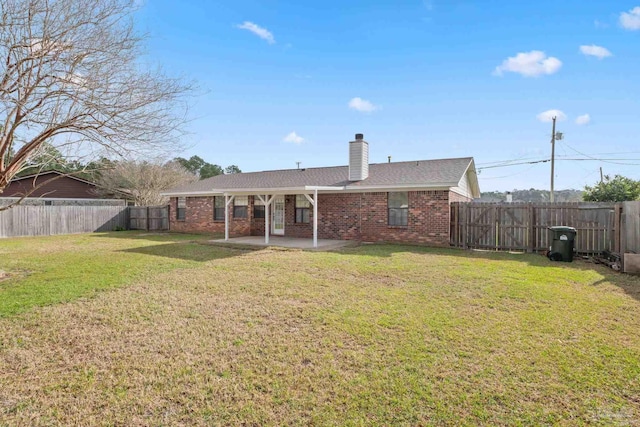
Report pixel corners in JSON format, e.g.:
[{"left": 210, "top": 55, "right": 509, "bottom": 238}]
[
  {"left": 233, "top": 196, "right": 248, "bottom": 219},
  {"left": 388, "top": 192, "right": 408, "bottom": 226},
  {"left": 177, "top": 197, "right": 186, "bottom": 220},
  {"left": 295, "top": 194, "right": 310, "bottom": 223},
  {"left": 253, "top": 196, "right": 265, "bottom": 219},
  {"left": 214, "top": 196, "right": 225, "bottom": 221}
]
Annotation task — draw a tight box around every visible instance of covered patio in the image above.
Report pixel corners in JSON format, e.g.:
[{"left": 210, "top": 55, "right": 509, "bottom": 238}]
[
  {"left": 210, "top": 235, "right": 355, "bottom": 251},
  {"left": 220, "top": 186, "right": 340, "bottom": 249}
]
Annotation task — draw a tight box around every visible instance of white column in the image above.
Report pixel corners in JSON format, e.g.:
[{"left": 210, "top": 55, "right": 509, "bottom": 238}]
[
  {"left": 257, "top": 195, "right": 274, "bottom": 245},
  {"left": 304, "top": 191, "right": 318, "bottom": 249},
  {"left": 224, "top": 194, "right": 235, "bottom": 241},
  {"left": 224, "top": 194, "right": 229, "bottom": 240},
  {"left": 265, "top": 199, "right": 270, "bottom": 245},
  {"left": 313, "top": 189, "right": 318, "bottom": 248}
]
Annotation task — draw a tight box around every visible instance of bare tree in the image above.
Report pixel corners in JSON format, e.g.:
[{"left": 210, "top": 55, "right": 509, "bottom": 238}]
[
  {"left": 96, "top": 159, "right": 197, "bottom": 206},
  {"left": 0, "top": 0, "right": 191, "bottom": 208}
]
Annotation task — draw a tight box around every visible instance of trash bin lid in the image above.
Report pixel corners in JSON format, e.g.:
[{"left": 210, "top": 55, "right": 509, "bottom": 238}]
[{"left": 548, "top": 226, "right": 577, "bottom": 232}]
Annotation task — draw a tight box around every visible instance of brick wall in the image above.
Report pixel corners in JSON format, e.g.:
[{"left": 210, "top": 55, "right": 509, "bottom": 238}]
[
  {"left": 171, "top": 190, "right": 460, "bottom": 245},
  {"left": 169, "top": 196, "right": 250, "bottom": 236},
  {"left": 350, "top": 191, "right": 451, "bottom": 245}
]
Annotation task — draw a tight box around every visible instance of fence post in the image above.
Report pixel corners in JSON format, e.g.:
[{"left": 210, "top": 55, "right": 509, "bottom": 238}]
[
  {"left": 528, "top": 203, "right": 535, "bottom": 253},
  {"left": 614, "top": 203, "right": 621, "bottom": 254},
  {"left": 464, "top": 203, "right": 470, "bottom": 249}
]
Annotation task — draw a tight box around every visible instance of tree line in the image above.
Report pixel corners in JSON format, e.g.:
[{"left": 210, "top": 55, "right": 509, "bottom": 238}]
[
  {"left": 9, "top": 143, "right": 241, "bottom": 206},
  {"left": 480, "top": 175, "right": 640, "bottom": 203}
]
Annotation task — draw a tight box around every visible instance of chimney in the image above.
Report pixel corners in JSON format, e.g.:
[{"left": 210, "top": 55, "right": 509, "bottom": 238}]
[{"left": 349, "top": 133, "right": 369, "bottom": 181}]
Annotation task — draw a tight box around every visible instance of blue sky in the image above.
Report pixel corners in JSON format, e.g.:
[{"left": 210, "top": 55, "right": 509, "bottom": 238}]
[{"left": 137, "top": 1, "right": 639, "bottom": 192}]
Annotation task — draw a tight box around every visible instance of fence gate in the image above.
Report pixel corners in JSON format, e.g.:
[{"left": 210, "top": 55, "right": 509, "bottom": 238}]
[
  {"left": 129, "top": 206, "right": 169, "bottom": 231},
  {"left": 451, "top": 202, "right": 619, "bottom": 254}
]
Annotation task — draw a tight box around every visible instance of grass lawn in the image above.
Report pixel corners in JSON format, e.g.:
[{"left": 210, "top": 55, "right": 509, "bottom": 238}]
[{"left": 1, "top": 232, "right": 639, "bottom": 426}]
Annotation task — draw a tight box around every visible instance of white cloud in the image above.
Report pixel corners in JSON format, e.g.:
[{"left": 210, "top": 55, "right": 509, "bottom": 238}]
[
  {"left": 494, "top": 50, "right": 562, "bottom": 77},
  {"left": 594, "top": 20, "right": 609, "bottom": 29},
  {"left": 575, "top": 114, "right": 591, "bottom": 125},
  {"left": 236, "top": 21, "right": 275, "bottom": 44},
  {"left": 580, "top": 44, "right": 612, "bottom": 59},
  {"left": 536, "top": 109, "right": 567, "bottom": 123},
  {"left": 283, "top": 131, "right": 304, "bottom": 144},
  {"left": 348, "top": 97, "right": 378, "bottom": 113},
  {"left": 620, "top": 6, "right": 640, "bottom": 30}
]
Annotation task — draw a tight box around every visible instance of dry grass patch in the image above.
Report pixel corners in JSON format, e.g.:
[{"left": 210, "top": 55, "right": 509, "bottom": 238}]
[{"left": 1, "top": 233, "right": 640, "bottom": 425}]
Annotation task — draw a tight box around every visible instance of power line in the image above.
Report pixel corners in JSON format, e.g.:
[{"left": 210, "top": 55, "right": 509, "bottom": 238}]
[
  {"left": 558, "top": 140, "right": 640, "bottom": 165},
  {"left": 480, "top": 164, "right": 538, "bottom": 180},
  {"left": 477, "top": 157, "right": 640, "bottom": 171},
  {"left": 477, "top": 149, "right": 640, "bottom": 168}
]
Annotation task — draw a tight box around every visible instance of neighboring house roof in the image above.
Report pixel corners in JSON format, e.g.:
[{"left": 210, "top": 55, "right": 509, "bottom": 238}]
[
  {"left": 163, "top": 157, "right": 480, "bottom": 198},
  {"left": 3, "top": 171, "right": 128, "bottom": 200},
  {"left": 9, "top": 170, "right": 98, "bottom": 186}
]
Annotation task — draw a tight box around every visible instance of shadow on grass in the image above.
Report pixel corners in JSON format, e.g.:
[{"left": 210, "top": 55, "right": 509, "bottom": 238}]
[
  {"left": 95, "top": 231, "right": 223, "bottom": 243},
  {"left": 119, "top": 241, "right": 251, "bottom": 262},
  {"left": 337, "top": 243, "right": 640, "bottom": 302}
]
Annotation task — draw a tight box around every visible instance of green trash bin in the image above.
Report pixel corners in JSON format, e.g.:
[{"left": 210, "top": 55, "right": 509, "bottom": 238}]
[{"left": 547, "top": 226, "right": 577, "bottom": 262}]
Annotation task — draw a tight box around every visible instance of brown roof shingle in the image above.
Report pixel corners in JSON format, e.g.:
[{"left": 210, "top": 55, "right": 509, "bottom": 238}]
[{"left": 165, "top": 157, "right": 475, "bottom": 195}]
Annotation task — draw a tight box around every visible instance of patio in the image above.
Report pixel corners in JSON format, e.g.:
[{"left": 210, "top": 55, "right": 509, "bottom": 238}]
[{"left": 209, "top": 235, "right": 355, "bottom": 251}]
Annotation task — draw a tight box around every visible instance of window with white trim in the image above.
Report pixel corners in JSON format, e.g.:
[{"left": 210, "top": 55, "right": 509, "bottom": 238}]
[
  {"left": 295, "top": 195, "right": 310, "bottom": 223},
  {"left": 233, "top": 196, "right": 248, "bottom": 219},
  {"left": 388, "top": 192, "right": 408, "bottom": 226},
  {"left": 213, "top": 196, "right": 225, "bottom": 221},
  {"left": 253, "top": 196, "right": 265, "bottom": 219},
  {"left": 177, "top": 197, "right": 186, "bottom": 220}
]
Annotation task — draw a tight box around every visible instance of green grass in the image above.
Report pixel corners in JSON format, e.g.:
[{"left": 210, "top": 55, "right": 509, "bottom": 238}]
[
  {"left": 1, "top": 232, "right": 639, "bottom": 426},
  {"left": 0, "top": 231, "right": 224, "bottom": 317}
]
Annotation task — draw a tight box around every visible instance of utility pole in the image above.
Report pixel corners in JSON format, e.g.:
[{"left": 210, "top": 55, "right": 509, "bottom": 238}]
[
  {"left": 550, "top": 116, "right": 556, "bottom": 203},
  {"left": 600, "top": 167, "right": 604, "bottom": 184}
]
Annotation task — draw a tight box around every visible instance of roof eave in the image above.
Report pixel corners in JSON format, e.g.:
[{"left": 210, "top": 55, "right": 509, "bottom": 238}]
[{"left": 161, "top": 182, "right": 460, "bottom": 197}]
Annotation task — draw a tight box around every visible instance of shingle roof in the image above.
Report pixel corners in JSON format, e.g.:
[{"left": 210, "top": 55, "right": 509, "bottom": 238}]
[{"left": 165, "top": 157, "right": 476, "bottom": 195}]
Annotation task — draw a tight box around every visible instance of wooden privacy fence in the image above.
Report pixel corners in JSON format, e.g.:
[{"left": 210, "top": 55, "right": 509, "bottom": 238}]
[
  {"left": 622, "top": 201, "right": 640, "bottom": 254},
  {"left": 129, "top": 206, "right": 169, "bottom": 231},
  {"left": 0, "top": 205, "right": 129, "bottom": 238},
  {"left": 450, "top": 202, "right": 621, "bottom": 254}
]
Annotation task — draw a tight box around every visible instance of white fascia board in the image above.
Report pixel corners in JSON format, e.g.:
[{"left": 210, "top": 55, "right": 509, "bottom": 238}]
[
  {"left": 163, "top": 183, "right": 459, "bottom": 197},
  {"left": 222, "top": 186, "right": 343, "bottom": 196},
  {"left": 339, "top": 183, "right": 457, "bottom": 193},
  {"left": 305, "top": 186, "right": 345, "bottom": 191},
  {"left": 159, "top": 190, "right": 221, "bottom": 197}
]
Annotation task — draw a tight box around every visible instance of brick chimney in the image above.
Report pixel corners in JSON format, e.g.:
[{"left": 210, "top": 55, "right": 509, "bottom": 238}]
[{"left": 349, "top": 133, "right": 369, "bottom": 181}]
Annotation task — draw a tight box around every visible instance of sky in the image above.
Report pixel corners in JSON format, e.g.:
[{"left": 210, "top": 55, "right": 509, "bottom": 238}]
[{"left": 136, "top": 1, "right": 639, "bottom": 192}]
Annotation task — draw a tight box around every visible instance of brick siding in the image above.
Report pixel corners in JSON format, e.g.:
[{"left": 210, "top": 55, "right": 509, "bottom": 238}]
[
  {"left": 169, "top": 196, "right": 250, "bottom": 236},
  {"left": 170, "top": 190, "right": 470, "bottom": 245}
]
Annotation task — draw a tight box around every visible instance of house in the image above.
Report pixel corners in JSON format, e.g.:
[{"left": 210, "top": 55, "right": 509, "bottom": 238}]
[
  {"left": 162, "top": 134, "right": 480, "bottom": 247},
  {"left": 1, "top": 171, "right": 127, "bottom": 206}
]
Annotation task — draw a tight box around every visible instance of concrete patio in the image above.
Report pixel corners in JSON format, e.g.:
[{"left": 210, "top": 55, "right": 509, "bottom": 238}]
[{"left": 209, "top": 236, "right": 355, "bottom": 251}]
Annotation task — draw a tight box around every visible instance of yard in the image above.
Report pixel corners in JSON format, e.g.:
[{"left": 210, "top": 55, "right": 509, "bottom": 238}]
[{"left": 1, "top": 232, "right": 639, "bottom": 426}]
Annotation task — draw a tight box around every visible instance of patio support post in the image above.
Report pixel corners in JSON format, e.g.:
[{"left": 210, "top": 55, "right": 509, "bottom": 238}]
[
  {"left": 224, "top": 194, "right": 235, "bottom": 241},
  {"left": 304, "top": 191, "right": 318, "bottom": 249},
  {"left": 313, "top": 189, "right": 318, "bottom": 248},
  {"left": 224, "top": 194, "right": 229, "bottom": 241},
  {"left": 257, "top": 195, "right": 274, "bottom": 245}
]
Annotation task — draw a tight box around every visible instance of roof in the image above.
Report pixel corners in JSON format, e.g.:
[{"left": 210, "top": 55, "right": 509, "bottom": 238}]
[
  {"left": 7, "top": 170, "right": 131, "bottom": 200},
  {"left": 164, "top": 157, "right": 479, "bottom": 197},
  {"left": 10, "top": 170, "right": 98, "bottom": 187}
]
